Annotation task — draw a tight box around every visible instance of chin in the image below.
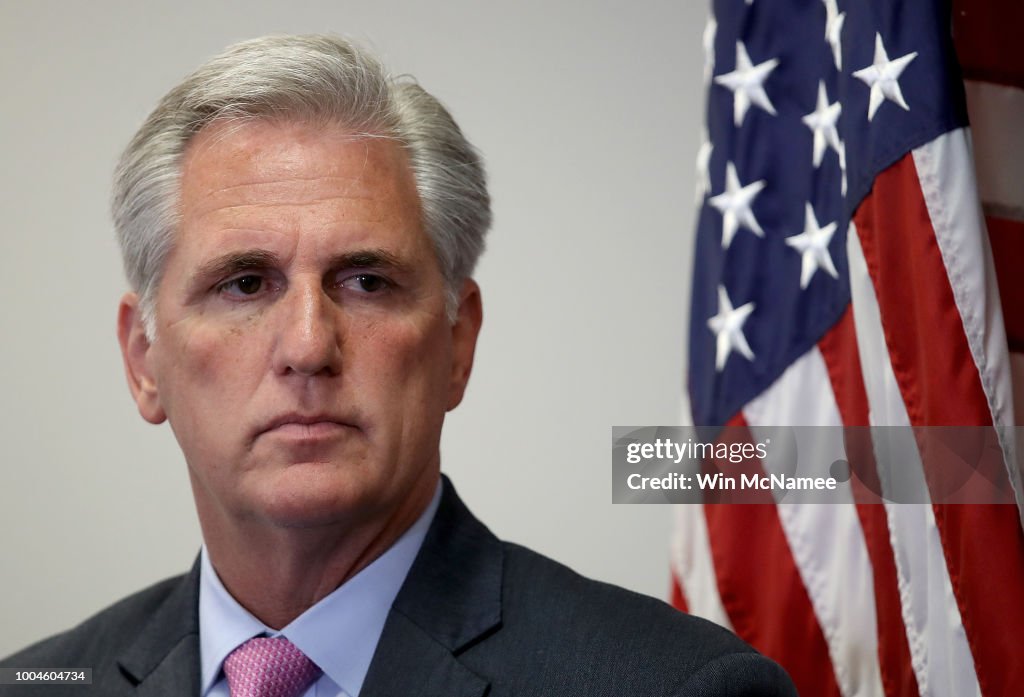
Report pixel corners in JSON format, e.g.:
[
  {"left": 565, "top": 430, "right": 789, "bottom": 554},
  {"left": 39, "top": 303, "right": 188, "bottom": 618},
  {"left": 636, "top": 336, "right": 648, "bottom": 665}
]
[{"left": 249, "top": 465, "right": 377, "bottom": 529}]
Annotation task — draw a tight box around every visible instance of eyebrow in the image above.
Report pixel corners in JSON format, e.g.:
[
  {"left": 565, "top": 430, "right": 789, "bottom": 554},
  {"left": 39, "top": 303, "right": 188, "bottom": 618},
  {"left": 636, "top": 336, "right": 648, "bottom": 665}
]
[
  {"left": 328, "top": 249, "right": 409, "bottom": 273},
  {"left": 191, "top": 250, "right": 280, "bottom": 286},
  {"left": 191, "top": 247, "right": 412, "bottom": 286}
]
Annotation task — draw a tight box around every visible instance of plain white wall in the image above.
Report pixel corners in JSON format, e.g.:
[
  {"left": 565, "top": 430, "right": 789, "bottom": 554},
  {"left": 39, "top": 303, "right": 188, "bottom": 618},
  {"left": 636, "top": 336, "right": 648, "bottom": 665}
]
[{"left": 0, "top": 0, "right": 705, "bottom": 656}]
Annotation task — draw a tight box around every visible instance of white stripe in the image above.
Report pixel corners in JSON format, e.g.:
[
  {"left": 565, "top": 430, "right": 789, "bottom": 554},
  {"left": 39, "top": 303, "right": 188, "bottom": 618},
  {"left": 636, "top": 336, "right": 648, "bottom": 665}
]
[
  {"left": 964, "top": 81, "right": 1024, "bottom": 220},
  {"left": 670, "top": 395, "right": 734, "bottom": 629},
  {"left": 672, "top": 387, "right": 734, "bottom": 630},
  {"left": 670, "top": 504, "right": 733, "bottom": 631},
  {"left": 847, "top": 225, "right": 981, "bottom": 697},
  {"left": 912, "top": 129, "right": 1023, "bottom": 520},
  {"left": 742, "top": 348, "right": 884, "bottom": 697}
]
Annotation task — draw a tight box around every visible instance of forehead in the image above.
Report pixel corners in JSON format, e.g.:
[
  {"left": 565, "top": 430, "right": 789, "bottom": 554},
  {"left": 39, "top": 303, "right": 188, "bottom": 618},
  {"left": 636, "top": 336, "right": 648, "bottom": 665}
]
[{"left": 177, "top": 118, "right": 423, "bottom": 238}]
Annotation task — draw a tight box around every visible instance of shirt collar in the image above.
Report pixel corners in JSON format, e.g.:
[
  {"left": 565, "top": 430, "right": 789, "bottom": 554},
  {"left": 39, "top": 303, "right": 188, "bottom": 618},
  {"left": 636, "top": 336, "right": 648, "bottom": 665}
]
[{"left": 198, "top": 481, "right": 442, "bottom": 697}]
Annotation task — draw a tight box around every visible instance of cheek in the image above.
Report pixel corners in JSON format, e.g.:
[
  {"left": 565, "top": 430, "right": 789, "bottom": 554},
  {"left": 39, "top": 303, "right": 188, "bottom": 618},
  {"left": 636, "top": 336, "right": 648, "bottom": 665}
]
[
  {"left": 156, "top": 320, "right": 263, "bottom": 422},
  {"left": 349, "top": 318, "right": 452, "bottom": 404}
]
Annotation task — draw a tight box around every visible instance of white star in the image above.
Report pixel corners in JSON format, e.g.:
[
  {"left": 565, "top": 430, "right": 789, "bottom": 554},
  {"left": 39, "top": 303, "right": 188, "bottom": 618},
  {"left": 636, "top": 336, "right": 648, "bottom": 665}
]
[
  {"left": 852, "top": 33, "right": 918, "bottom": 121},
  {"left": 839, "top": 141, "right": 848, "bottom": 197},
  {"left": 696, "top": 127, "right": 713, "bottom": 202},
  {"left": 823, "top": 0, "right": 845, "bottom": 70},
  {"left": 785, "top": 203, "right": 839, "bottom": 289},
  {"left": 703, "top": 16, "right": 717, "bottom": 84},
  {"left": 707, "top": 285, "right": 756, "bottom": 371},
  {"left": 714, "top": 42, "right": 780, "bottom": 127},
  {"left": 708, "top": 162, "right": 766, "bottom": 249},
  {"left": 802, "top": 81, "right": 843, "bottom": 168}
]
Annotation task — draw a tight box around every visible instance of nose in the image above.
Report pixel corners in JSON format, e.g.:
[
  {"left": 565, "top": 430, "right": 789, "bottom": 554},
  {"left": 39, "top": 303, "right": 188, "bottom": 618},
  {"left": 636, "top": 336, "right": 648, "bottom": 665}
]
[{"left": 272, "top": 279, "right": 343, "bottom": 377}]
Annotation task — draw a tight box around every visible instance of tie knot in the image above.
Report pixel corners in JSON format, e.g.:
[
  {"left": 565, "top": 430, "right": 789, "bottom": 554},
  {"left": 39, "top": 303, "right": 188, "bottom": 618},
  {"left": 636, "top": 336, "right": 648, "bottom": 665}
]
[{"left": 223, "top": 636, "right": 322, "bottom": 697}]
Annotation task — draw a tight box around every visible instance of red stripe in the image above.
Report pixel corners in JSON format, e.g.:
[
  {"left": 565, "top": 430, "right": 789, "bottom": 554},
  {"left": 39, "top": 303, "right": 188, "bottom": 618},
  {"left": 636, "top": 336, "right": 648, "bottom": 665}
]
[
  {"left": 818, "top": 308, "right": 921, "bottom": 697},
  {"left": 852, "top": 158, "right": 989, "bottom": 428},
  {"left": 669, "top": 571, "right": 688, "bottom": 613},
  {"left": 704, "top": 414, "right": 842, "bottom": 697},
  {"left": 853, "top": 153, "right": 1024, "bottom": 695},
  {"left": 952, "top": 0, "right": 1024, "bottom": 89},
  {"left": 987, "top": 215, "right": 1024, "bottom": 352}
]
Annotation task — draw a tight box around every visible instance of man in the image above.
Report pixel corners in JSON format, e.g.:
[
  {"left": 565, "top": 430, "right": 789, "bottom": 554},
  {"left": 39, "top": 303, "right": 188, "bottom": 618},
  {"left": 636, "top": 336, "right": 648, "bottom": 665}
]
[{"left": 0, "top": 35, "right": 796, "bottom": 696}]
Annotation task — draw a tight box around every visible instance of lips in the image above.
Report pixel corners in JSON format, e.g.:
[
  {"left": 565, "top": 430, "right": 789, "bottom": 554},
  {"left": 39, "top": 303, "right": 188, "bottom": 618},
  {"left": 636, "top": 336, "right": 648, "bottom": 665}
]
[{"left": 256, "top": 413, "right": 355, "bottom": 440}]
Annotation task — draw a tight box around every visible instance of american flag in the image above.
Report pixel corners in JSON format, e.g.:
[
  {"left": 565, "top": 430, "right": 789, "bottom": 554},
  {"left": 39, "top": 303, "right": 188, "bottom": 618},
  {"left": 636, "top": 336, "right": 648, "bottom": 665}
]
[{"left": 674, "top": 1, "right": 1024, "bottom": 696}]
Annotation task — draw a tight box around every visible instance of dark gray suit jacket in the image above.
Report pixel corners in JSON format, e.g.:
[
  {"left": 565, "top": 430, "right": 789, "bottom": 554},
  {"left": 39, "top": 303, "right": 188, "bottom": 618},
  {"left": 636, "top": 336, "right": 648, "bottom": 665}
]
[{"left": 0, "top": 479, "right": 797, "bottom": 695}]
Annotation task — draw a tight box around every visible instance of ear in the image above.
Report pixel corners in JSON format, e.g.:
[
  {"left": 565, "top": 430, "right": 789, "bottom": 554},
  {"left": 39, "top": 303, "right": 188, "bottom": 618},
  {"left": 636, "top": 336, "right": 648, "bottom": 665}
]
[
  {"left": 117, "top": 293, "right": 167, "bottom": 424},
  {"left": 446, "top": 279, "right": 483, "bottom": 411}
]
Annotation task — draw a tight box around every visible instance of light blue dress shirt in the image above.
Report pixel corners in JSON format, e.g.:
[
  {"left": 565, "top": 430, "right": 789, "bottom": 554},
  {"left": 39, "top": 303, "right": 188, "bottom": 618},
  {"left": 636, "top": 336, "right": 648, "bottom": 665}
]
[{"left": 198, "top": 482, "right": 442, "bottom": 697}]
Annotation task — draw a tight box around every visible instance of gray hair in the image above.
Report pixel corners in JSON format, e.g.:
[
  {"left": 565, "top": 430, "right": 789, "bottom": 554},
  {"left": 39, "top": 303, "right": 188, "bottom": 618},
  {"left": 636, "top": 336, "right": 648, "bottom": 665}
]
[{"left": 112, "top": 34, "right": 491, "bottom": 336}]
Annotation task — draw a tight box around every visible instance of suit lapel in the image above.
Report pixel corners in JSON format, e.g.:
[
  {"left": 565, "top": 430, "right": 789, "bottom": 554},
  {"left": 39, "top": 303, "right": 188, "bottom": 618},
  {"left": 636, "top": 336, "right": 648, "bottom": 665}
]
[
  {"left": 359, "top": 613, "right": 489, "bottom": 697},
  {"left": 361, "top": 477, "right": 503, "bottom": 697},
  {"left": 116, "top": 559, "right": 202, "bottom": 697},
  {"left": 109, "top": 479, "right": 500, "bottom": 696}
]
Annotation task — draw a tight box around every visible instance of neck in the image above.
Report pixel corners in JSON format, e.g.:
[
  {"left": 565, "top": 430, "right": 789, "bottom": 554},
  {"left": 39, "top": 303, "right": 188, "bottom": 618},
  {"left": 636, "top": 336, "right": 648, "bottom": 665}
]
[{"left": 196, "top": 474, "right": 438, "bottom": 630}]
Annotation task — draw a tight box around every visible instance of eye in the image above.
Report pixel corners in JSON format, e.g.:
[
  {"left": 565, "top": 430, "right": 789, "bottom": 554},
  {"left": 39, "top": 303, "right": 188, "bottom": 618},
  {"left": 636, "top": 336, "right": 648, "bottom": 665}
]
[
  {"left": 340, "top": 273, "right": 389, "bottom": 294},
  {"left": 219, "top": 274, "right": 264, "bottom": 297}
]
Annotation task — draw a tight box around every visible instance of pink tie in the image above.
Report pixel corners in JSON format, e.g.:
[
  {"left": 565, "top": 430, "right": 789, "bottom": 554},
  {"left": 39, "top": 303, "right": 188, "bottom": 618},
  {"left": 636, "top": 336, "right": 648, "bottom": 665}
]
[{"left": 223, "top": 636, "right": 322, "bottom": 697}]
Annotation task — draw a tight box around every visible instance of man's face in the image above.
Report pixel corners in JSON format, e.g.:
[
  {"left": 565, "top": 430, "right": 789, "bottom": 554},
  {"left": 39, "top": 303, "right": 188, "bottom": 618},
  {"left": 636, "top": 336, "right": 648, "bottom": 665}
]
[{"left": 118, "top": 119, "right": 481, "bottom": 531}]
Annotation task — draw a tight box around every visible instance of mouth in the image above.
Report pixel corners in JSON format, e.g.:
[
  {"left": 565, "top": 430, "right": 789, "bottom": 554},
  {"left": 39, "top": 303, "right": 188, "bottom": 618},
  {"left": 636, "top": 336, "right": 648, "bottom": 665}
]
[{"left": 256, "top": 413, "right": 356, "bottom": 442}]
